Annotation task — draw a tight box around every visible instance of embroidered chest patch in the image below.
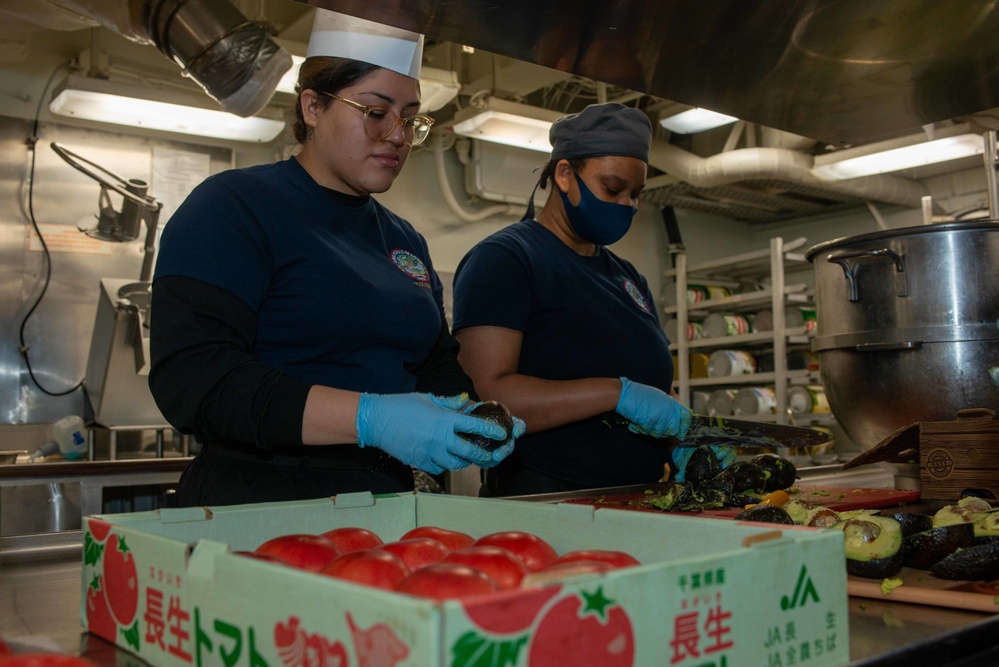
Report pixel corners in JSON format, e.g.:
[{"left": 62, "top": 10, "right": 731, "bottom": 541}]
[{"left": 391, "top": 248, "right": 430, "bottom": 287}]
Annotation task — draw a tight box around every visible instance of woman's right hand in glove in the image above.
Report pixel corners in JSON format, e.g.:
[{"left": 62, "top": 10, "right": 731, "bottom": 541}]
[{"left": 615, "top": 377, "right": 692, "bottom": 439}]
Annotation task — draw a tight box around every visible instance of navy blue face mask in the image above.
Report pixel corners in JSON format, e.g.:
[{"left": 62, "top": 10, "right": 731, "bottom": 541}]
[{"left": 559, "top": 171, "right": 636, "bottom": 246}]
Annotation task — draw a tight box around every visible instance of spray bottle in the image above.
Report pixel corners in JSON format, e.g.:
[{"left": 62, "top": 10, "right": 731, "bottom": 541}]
[{"left": 29, "top": 415, "right": 88, "bottom": 461}]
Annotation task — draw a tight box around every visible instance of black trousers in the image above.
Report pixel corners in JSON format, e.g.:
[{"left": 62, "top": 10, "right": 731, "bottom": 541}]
[{"left": 171, "top": 443, "right": 414, "bottom": 507}]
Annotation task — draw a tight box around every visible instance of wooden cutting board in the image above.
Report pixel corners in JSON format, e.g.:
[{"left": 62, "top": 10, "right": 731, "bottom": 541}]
[
  {"left": 562, "top": 484, "right": 920, "bottom": 519},
  {"left": 848, "top": 568, "right": 999, "bottom": 613}
]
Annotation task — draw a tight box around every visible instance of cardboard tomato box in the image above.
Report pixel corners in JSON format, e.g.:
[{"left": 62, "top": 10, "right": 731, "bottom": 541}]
[{"left": 82, "top": 492, "right": 848, "bottom": 667}]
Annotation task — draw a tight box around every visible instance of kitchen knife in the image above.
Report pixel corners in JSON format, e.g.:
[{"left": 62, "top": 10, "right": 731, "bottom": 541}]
[{"left": 602, "top": 413, "right": 833, "bottom": 449}]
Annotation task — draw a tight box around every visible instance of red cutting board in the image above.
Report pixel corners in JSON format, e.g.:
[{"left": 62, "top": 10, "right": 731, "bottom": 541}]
[{"left": 562, "top": 484, "right": 921, "bottom": 519}]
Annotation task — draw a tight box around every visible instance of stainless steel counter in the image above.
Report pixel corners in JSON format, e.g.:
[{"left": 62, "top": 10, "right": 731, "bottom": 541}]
[{"left": 2, "top": 550, "right": 997, "bottom": 666}]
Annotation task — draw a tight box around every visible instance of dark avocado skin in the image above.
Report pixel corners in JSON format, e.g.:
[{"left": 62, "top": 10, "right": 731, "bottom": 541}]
[
  {"left": 750, "top": 453, "right": 797, "bottom": 492},
  {"left": 457, "top": 401, "right": 513, "bottom": 451},
  {"left": 847, "top": 551, "right": 904, "bottom": 579},
  {"left": 902, "top": 523, "right": 976, "bottom": 570},
  {"left": 685, "top": 445, "right": 723, "bottom": 488},
  {"left": 734, "top": 504, "right": 795, "bottom": 525},
  {"left": 882, "top": 512, "right": 934, "bottom": 538},
  {"left": 704, "top": 461, "right": 767, "bottom": 498},
  {"left": 932, "top": 539, "right": 999, "bottom": 580}
]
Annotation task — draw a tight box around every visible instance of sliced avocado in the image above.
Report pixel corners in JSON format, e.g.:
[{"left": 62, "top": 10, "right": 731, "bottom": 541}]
[
  {"left": 802, "top": 506, "right": 841, "bottom": 528},
  {"left": 835, "top": 515, "right": 904, "bottom": 579},
  {"left": 837, "top": 509, "right": 880, "bottom": 520},
  {"left": 881, "top": 512, "right": 933, "bottom": 537},
  {"left": 957, "top": 496, "right": 993, "bottom": 511},
  {"left": 783, "top": 500, "right": 812, "bottom": 524},
  {"left": 933, "top": 503, "right": 990, "bottom": 527},
  {"left": 734, "top": 504, "right": 794, "bottom": 525},
  {"left": 749, "top": 453, "right": 798, "bottom": 492},
  {"left": 901, "top": 523, "right": 975, "bottom": 570},
  {"left": 932, "top": 539, "right": 999, "bottom": 581},
  {"left": 973, "top": 513, "right": 999, "bottom": 538}
]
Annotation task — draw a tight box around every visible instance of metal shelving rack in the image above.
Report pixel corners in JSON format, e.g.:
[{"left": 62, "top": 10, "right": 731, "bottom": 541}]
[{"left": 664, "top": 236, "right": 834, "bottom": 427}]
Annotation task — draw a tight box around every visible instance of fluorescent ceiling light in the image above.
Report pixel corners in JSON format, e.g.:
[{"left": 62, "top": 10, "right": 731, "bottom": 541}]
[
  {"left": 813, "top": 133, "right": 984, "bottom": 180},
  {"left": 659, "top": 108, "right": 738, "bottom": 134},
  {"left": 276, "top": 59, "right": 458, "bottom": 113},
  {"left": 50, "top": 74, "right": 285, "bottom": 143},
  {"left": 452, "top": 98, "right": 563, "bottom": 153}
]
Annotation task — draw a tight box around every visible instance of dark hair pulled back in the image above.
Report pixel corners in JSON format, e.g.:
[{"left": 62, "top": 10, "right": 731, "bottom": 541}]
[
  {"left": 293, "top": 56, "right": 381, "bottom": 144},
  {"left": 536, "top": 157, "right": 589, "bottom": 190}
]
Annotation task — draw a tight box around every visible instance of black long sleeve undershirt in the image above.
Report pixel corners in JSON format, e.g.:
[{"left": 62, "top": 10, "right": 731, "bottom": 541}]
[{"left": 148, "top": 275, "right": 477, "bottom": 451}]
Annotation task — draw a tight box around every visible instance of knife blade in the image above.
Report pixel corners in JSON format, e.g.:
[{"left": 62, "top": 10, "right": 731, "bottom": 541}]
[{"left": 602, "top": 413, "right": 833, "bottom": 449}]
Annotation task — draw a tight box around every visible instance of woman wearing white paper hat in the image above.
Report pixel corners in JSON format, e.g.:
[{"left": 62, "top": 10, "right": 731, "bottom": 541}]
[
  {"left": 148, "top": 10, "right": 521, "bottom": 506},
  {"left": 452, "top": 102, "right": 691, "bottom": 496}
]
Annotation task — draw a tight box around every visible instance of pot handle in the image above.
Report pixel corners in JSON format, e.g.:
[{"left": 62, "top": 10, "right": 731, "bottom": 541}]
[{"left": 826, "top": 248, "right": 908, "bottom": 302}]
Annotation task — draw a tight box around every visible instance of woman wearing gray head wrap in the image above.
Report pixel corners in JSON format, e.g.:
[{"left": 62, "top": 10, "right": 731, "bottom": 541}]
[{"left": 452, "top": 102, "right": 691, "bottom": 496}]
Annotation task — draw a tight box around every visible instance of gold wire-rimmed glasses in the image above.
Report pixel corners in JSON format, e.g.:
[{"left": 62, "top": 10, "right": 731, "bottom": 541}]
[{"left": 321, "top": 92, "right": 435, "bottom": 147}]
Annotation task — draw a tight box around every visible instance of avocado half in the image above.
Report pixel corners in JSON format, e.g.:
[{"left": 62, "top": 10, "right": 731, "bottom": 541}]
[
  {"left": 932, "top": 539, "right": 999, "bottom": 581},
  {"left": 835, "top": 515, "right": 904, "bottom": 579},
  {"left": 902, "top": 522, "right": 976, "bottom": 570}
]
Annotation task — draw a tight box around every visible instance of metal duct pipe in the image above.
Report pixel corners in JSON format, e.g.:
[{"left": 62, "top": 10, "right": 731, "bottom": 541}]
[
  {"left": 647, "top": 141, "right": 929, "bottom": 209},
  {"left": 42, "top": 0, "right": 291, "bottom": 117}
]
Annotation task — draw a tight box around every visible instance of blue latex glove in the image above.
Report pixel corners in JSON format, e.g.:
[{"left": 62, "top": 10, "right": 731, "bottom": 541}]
[
  {"left": 615, "top": 377, "right": 692, "bottom": 439},
  {"left": 356, "top": 393, "right": 512, "bottom": 474},
  {"left": 459, "top": 401, "right": 526, "bottom": 469},
  {"left": 671, "top": 445, "right": 736, "bottom": 482}
]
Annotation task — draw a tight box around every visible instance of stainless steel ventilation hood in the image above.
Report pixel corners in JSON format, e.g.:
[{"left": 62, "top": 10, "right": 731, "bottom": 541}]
[{"left": 301, "top": 0, "right": 999, "bottom": 148}]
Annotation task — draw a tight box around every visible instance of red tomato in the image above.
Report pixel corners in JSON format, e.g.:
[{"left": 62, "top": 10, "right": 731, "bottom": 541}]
[
  {"left": 400, "top": 526, "right": 475, "bottom": 551},
  {"left": 254, "top": 534, "right": 342, "bottom": 572},
  {"left": 442, "top": 546, "right": 528, "bottom": 590},
  {"left": 102, "top": 534, "right": 138, "bottom": 627},
  {"left": 84, "top": 576, "right": 116, "bottom": 642},
  {"left": 396, "top": 563, "right": 499, "bottom": 600},
  {"left": 320, "top": 549, "right": 410, "bottom": 590},
  {"left": 379, "top": 538, "right": 450, "bottom": 571},
  {"left": 0, "top": 656, "right": 101, "bottom": 667},
  {"left": 473, "top": 531, "right": 558, "bottom": 572},
  {"left": 320, "top": 527, "right": 383, "bottom": 553},
  {"left": 529, "top": 594, "right": 635, "bottom": 666},
  {"left": 552, "top": 549, "right": 640, "bottom": 569}
]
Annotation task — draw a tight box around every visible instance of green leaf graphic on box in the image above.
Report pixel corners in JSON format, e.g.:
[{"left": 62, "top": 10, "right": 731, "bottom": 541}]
[
  {"left": 84, "top": 532, "right": 105, "bottom": 566},
  {"left": 122, "top": 620, "right": 140, "bottom": 651}
]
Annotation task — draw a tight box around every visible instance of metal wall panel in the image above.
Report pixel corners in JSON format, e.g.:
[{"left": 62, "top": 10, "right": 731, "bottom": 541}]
[{"left": 0, "top": 117, "right": 231, "bottom": 426}]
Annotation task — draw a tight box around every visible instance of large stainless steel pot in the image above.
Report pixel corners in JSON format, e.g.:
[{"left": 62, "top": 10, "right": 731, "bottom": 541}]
[{"left": 806, "top": 221, "right": 999, "bottom": 450}]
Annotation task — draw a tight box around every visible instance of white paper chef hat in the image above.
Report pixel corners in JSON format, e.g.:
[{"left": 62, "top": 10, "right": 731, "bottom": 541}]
[{"left": 306, "top": 9, "right": 424, "bottom": 80}]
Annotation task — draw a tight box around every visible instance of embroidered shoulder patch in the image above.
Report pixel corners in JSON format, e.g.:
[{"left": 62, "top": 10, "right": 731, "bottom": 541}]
[{"left": 624, "top": 279, "right": 651, "bottom": 313}]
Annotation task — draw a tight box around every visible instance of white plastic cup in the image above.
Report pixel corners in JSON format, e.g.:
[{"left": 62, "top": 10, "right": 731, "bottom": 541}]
[{"left": 52, "top": 415, "right": 87, "bottom": 460}]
